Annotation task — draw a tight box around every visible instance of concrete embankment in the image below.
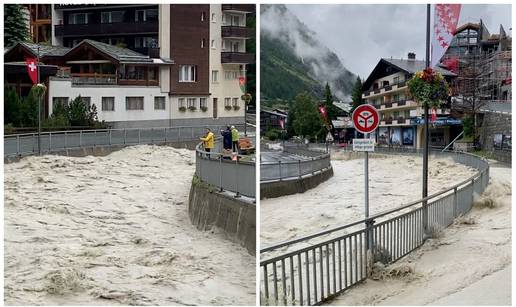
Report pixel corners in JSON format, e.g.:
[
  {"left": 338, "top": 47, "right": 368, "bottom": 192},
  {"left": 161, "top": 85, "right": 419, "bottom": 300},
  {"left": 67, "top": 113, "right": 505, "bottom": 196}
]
[
  {"left": 188, "top": 178, "right": 256, "bottom": 255},
  {"left": 261, "top": 166, "right": 334, "bottom": 199}
]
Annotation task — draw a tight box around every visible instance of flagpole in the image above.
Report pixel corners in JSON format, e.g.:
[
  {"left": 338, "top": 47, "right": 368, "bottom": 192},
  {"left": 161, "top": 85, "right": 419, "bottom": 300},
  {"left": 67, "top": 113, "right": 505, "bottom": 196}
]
[
  {"left": 422, "top": 3, "right": 431, "bottom": 236},
  {"left": 37, "top": 46, "right": 42, "bottom": 155}
]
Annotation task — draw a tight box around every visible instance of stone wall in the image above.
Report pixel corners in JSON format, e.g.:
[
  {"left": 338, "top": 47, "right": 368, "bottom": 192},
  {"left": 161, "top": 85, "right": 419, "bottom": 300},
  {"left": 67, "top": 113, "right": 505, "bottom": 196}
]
[
  {"left": 479, "top": 112, "right": 512, "bottom": 164},
  {"left": 188, "top": 180, "right": 256, "bottom": 255}
]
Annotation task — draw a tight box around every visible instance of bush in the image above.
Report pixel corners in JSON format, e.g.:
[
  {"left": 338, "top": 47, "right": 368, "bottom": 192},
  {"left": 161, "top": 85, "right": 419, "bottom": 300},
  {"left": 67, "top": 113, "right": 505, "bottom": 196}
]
[
  {"left": 265, "top": 129, "right": 280, "bottom": 141},
  {"left": 68, "top": 96, "right": 89, "bottom": 126},
  {"left": 4, "top": 124, "right": 14, "bottom": 134},
  {"left": 463, "top": 116, "right": 474, "bottom": 139},
  {"left": 42, "top": 114, "right": 69, "bottom": 129}
]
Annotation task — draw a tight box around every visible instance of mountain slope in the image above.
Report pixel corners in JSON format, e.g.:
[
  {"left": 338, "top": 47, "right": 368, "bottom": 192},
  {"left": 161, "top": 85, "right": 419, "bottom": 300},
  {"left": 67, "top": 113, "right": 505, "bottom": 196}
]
[{"left": 260, "top": 4, "right": 356, "bottom": 101}]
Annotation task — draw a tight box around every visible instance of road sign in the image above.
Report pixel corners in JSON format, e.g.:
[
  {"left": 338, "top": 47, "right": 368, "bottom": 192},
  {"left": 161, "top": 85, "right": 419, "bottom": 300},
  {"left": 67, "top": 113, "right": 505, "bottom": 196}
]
[
  {"left": 353, "top": 138, "right": 374, "bottom": 151},
  {"left": 352, "top": 104, "right": 379, "bottom": 134}
]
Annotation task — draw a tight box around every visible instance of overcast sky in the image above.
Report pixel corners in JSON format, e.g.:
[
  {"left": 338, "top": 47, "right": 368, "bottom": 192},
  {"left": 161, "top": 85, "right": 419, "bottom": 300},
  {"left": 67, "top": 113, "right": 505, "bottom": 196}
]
[{"left": 287, "top": 4, "right": 512, "bottom": 78}]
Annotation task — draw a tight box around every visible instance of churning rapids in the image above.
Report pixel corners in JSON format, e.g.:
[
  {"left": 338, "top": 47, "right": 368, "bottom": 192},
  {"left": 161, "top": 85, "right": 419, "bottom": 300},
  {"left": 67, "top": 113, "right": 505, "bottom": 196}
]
[{"left": 4, "top": 145, "right": 255, "bottom": 305}]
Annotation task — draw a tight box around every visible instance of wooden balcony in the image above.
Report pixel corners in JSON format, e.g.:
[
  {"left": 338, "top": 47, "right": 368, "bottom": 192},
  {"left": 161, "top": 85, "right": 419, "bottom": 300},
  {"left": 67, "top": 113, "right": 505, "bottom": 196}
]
[
  {"left": 222, "top": 26, "right": 253, "bottom": 39},
  {"left": 71, "top": 73, "right": 116, "bottom": 85},
  {"left": 221, "top": 4, "right": 255, "bottom": 13},
  {"left": 221, "top": 52, "right": 255, "bottom": 64},
  {"left": 55, "top": 21, "right": 158, "bottom": 37}
]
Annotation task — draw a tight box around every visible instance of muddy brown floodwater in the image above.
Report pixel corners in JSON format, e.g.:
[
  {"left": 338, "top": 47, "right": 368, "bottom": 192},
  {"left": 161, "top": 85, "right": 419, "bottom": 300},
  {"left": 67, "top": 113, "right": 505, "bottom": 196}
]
[{"left": 4, "top": 145, "right": 255, "bottom": 305}]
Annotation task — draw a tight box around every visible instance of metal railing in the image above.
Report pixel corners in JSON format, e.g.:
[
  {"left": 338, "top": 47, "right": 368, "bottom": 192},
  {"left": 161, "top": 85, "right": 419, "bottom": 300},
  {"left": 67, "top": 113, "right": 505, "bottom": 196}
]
[
  {"left": 195, "top": 138, "right": 256, "bottom": 199},
  {"left": 260, "top": 149, "right": 489, "bottom": 305},
  {"left": 261, "top": 143, "right": 331, "bottom": 182},
  {"left": 4, "top": 125, "right": 246, "bottom": 157}
]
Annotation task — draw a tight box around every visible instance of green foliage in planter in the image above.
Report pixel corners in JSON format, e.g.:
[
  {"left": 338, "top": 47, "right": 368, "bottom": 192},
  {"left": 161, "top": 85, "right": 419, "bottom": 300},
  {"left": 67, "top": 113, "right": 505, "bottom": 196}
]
[
  {"left": 200, "top": 106, "right": 208, "bottom": 112},
  {"left": 233, "top": 105, "right": 241, "bottom": 111},
  {"left": 188, "top": 105, "right": 197, "bottom": 111},
  {"left": 179, "top": 106, "right": 187, "bottom": 112},
  {"left": 224, "top": 105, "right": 232, "bottom": 111}
]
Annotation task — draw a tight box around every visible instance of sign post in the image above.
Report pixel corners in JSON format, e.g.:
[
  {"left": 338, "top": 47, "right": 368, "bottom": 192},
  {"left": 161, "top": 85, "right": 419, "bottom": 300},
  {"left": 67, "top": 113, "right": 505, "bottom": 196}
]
[{"left": 352, "top": 104, "right": 379, "bottom": 255}]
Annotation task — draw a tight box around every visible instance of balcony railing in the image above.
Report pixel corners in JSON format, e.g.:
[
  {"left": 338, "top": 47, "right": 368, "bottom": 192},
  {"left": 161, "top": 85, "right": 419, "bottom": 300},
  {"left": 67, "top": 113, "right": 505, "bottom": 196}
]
[
  {"left": 363, "top": 79, "right": 408, "bottom": 97},
  {"left": 221, "top": 26, "right": 253, "bottom": 38},
  {"left": 71, "top": 73, "right": 117, "bottom": 85},
  {"left": 221, "top": 4, "right": 255, "bottom": 12},
  {"left": 55, "top": 21, "right": 158, "bottom": 37},
  {"left": 221, "top": 52, "right": 255, "bottom": 64}
]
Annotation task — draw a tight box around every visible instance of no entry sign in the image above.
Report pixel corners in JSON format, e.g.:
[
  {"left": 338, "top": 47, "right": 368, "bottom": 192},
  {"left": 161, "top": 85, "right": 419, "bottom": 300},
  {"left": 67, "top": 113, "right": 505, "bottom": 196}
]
[{"left": 352, "top": 104, "right": 379, "bottom": 134}]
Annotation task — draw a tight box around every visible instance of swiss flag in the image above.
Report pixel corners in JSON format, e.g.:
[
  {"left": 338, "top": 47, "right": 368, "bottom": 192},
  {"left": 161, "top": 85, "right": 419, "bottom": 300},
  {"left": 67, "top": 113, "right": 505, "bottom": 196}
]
[
  {"left": 431, "top": 4, "right": 462, "bottom": 68},
  {"left": 319, "top": 105, "right": 327, "bottom": 119},
  {"left": 279, "top": 119, "right": 285, "bottom": 130},
  {"left": 26, "top": 57, "right": 38, "bottom": 85}
]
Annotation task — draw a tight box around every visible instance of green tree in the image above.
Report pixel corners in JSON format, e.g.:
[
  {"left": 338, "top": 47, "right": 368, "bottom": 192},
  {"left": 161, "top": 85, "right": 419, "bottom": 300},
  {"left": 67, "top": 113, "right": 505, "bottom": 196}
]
[
  {"left": 322, "top": 82, "right": 339, "bottom": 122},
  {"left": 351, "top": 76, "right": 365, "bottom": 112},
  {"left": 68, "top": 96, "right": 89, "bottom": 126},
  {"left": 4, "top": 85, "right": 22, "bottom": 126},
  {"left": 20, "top": 90, "right": 39, "bottom": 127},
  {"left": 4, "top": 4, "right": 29, "bottom": 47},
  {"left": 291, "top": 92, "right": 325, "bottom": 141}
]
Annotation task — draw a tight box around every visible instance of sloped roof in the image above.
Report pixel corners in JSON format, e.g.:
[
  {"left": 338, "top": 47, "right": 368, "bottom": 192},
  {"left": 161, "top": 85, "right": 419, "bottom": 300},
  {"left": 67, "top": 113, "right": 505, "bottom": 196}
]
[
  {"left": 69, "top": 39, "right": 157, "bottom": 64},
  {"left": 383, "top": 58, "right": 456, "bottom": 77},
  {"left": 5, "top": 41, "right": 70, "bottom": 57}
]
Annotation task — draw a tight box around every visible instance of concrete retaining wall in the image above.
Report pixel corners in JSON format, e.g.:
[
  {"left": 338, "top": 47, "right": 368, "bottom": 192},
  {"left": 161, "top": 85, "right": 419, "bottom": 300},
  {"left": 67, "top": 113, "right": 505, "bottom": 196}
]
[
  {"left": 4, "top": 140, "right": 199, "bottom": 164},
  {"left": 261, "top": 166, "right": 334, "bottom": 199},
  {"left": 188, "top": 180, "right": 256, "bottom": 255}
]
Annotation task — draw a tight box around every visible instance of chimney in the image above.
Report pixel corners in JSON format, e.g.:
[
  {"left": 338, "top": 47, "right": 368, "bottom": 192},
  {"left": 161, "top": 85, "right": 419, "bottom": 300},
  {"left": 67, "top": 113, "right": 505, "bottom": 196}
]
[{"left": 407, "top": 52, "right": 416, "bottom": 60}]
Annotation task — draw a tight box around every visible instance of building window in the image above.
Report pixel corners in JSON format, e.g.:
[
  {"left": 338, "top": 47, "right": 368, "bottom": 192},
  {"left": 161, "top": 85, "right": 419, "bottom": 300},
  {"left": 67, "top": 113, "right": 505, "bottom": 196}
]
[
  {"left": 224, "top": 70, "right": 239, "bottom": 80},
  {"left": 211, "top": 13, "right": 216, "bottom": 22},
  {"left": 52, "top": 97, "right": 69, "bottom": 108},
  {"left": 393, "top": 76, "right": 399, "bottom": 84},
  {"left": 101, "top": 11, "right": 124, "bottom": 23},
  {"left": 187, "top": 98, "right": 197, "bottom": 108},
  {"left": 148, "top": 67, "right": 158, "bottom": 81},
  {"left": 121, "top": 65, "right": 145, "bottom": 80},
  {"left": 135, "top": 9, "right": 158, "bottom": 22},
  {"left": 200, "top": 97, "right": 207, "bottom": 108},
  {"left": 126, "top": 97, "right": 144, "bottom": 110},
  {"left": 69, "top": 13, "right": 89, "bottom": 25},
  {"left": 201, "top": 11, "right": 206, "bottom": 21},
  {"left": 178, "top": 98, "right": 185, "bottom": 108},
  {"left": 404, "top": 110, "right": 410, "bottom": 118},
  {"left": 179, "top": 65, "right": 197, "bottom": 82},
  {"left": 201, "top": 39, "right": 205, "bottom": 48},
  {"left": 135, "top": 37, "right": 157, "bottom": 48},
  {"left": 211, "top": 40, "right": 216, "bottom": 49},
  {"left": 101, "top": 97, "right": 115, "bottom": 111},
  {"left": 224, "top": 97, "right": 231, "bottom": 107},
  {"left": 393, "top": 94, "right": 399, "bottom": 102},
  {"left": 154, "top": 96, "right": 166, "bottom": 110},
  {"left": 232, "top": 97, "right": 239, "bottom": 106},
  {"left": 212, "top": 70, "right": 218, "bottom": 82}
]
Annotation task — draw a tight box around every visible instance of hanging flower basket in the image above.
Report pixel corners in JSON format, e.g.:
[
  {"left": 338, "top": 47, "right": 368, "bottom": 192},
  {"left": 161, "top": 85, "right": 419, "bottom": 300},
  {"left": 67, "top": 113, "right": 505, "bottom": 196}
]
[
  {"left": 407, "top": 68, "right": 449, "bottom": 109},
  {"left": 32, "top": 83, "right": 47, "bottom": 98}
]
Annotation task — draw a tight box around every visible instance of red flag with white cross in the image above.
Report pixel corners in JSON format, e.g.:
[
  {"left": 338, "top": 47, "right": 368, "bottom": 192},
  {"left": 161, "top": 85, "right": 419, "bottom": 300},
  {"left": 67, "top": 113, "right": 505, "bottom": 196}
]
[
  {"left": 431, "top": 4, "right": 461, "bottom": 68},
  {"left": 26, "top": 57, "right": 38, "bottom": 84}
]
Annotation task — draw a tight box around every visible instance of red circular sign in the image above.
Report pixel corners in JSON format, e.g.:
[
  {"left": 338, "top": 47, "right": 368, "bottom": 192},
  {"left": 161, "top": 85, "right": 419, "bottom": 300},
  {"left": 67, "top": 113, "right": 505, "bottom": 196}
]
[{"left": 352, "top": 104, "right": 380, "bottom": 134}]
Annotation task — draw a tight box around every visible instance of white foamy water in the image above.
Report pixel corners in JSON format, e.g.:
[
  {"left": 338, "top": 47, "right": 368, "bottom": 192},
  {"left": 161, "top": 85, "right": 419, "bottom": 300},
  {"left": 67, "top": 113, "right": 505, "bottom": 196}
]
[
  {"left": 4, "top": 145, "right": 255, "bottom": 305},
  {"left": 261, "top": 153, "right": 477, "bottom": 246}
]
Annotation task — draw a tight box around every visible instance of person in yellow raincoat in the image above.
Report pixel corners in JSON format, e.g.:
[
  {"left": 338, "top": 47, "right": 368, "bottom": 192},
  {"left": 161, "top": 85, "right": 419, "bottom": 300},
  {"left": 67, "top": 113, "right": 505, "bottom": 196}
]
[{"left": 200, "top": 127, "right": 214, "bottom": 158}]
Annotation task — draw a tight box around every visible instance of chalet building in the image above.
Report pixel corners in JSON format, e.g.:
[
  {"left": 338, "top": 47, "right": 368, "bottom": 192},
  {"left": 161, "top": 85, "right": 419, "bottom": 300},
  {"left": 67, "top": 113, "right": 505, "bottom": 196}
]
[
  {"left": 4, "top": 4, "right": 255, "bottom": 128},
  {"left": 362, "top": 53, "right": 458, "bottom": 149}
]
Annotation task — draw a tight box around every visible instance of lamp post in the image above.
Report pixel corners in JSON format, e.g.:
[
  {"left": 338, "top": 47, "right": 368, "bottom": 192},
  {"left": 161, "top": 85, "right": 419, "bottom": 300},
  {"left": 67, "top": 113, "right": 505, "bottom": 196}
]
[
  {"left": 37, "top": 47, "right": 42, "bottom": 155},
  {"left": 422, "top": 3, "right": 431, "bottom": 235}
]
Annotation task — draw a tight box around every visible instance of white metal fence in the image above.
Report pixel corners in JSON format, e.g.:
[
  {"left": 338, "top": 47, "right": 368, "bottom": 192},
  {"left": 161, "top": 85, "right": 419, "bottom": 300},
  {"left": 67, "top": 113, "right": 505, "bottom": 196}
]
[{"left": 260, "top": 149, "right": 489, "bottom": 305}]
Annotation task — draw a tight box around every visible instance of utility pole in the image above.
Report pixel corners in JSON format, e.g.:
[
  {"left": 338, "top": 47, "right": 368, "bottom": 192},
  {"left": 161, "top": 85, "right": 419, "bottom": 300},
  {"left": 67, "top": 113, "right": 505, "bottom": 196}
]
[
  {"left": 37, "top": 46, "right": 42, "bottom": 155},
  {"left": 422, "top": 4, "right": 431, "bottom": 235}
]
